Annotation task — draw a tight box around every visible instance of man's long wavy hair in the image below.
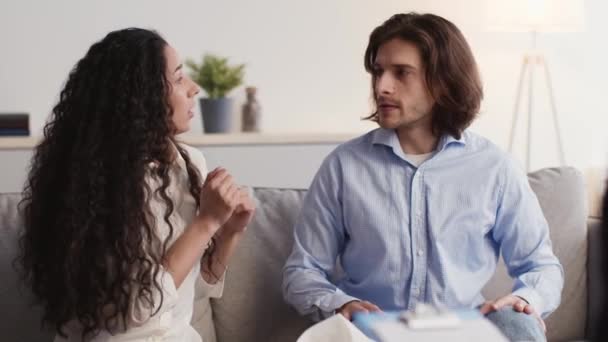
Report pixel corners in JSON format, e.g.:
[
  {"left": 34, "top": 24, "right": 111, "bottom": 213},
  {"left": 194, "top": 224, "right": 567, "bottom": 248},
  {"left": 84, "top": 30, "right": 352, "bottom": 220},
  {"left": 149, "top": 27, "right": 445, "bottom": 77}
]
[
  {"left": 364, "top": 13, "right": 483, "bottom": 139},
  {"left": 16, "top": 28, "right": 203, "bottom": 339}
]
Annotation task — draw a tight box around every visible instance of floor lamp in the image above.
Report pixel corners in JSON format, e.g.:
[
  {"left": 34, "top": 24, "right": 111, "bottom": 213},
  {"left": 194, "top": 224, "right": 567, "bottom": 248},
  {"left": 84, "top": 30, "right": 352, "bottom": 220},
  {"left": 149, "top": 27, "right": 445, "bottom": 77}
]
[
  {"left": 484, "top": 0, "right": 585, "bottom": 171},
  {"left": 508, "top": 33, "right": 565, "bottom": 172}
]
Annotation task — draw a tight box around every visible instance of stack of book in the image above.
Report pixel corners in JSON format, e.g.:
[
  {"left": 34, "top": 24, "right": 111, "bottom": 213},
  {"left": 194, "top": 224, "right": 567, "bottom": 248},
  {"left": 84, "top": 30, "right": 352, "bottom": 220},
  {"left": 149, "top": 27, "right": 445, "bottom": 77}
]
[{"left": 0, "top": 113, "right": 29, "bottom": 136}]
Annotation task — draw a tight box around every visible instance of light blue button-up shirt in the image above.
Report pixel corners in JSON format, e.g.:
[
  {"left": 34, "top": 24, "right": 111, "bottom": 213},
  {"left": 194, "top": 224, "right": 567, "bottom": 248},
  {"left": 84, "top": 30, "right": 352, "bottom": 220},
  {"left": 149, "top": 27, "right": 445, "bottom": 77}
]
[{"left": 282, "top": 128, "right": 563, "bottom": 320}]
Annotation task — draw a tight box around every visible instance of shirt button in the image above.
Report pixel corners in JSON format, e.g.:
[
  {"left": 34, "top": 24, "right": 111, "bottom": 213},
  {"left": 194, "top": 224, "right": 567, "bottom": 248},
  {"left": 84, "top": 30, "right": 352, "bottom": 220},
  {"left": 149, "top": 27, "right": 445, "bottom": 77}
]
[{"left": 417, "top": 249, "right": 423, "bottom": 256}]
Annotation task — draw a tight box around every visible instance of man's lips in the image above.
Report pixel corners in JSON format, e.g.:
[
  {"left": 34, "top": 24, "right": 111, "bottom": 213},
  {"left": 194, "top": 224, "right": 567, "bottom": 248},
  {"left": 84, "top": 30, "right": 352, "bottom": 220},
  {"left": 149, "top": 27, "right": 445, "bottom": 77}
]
[{"left": 379, "top": 103, "right": 399, "bottom": 110}]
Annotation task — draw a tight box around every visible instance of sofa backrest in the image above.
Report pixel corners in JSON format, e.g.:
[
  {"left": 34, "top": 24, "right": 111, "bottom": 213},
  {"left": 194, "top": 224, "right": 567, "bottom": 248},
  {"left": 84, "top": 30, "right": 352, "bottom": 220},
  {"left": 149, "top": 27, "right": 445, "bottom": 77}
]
[
  {"left": 0, "top": 167, "right": 590, "bottom": 342},
  {"left": 207, "top": 188, "right": 312, "bottom": 342},
  {"left": 0, "top": 193, "right": 54, "bottom": 341},
  {"left": 482, "top": 167, "right": 588, "bottom": 341}
]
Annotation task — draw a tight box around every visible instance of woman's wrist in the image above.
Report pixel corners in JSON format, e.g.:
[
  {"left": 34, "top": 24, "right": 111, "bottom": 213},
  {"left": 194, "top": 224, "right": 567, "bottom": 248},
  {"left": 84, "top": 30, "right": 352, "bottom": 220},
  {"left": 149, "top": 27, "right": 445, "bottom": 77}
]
[
  {"left": 192, "top": 215, "right": 221, "bottom": 237},
  {"left": 199, "top": 223, "right": 244, "bottom": 284},
  {"left": 211, "top": 234, "right": 229, "bottom": 272},
  {"left": 211, "top": 253, "right": 227, "bottom": 279},
  {"left": 201, "top": 250, "right": 227, "bottom": 283}
]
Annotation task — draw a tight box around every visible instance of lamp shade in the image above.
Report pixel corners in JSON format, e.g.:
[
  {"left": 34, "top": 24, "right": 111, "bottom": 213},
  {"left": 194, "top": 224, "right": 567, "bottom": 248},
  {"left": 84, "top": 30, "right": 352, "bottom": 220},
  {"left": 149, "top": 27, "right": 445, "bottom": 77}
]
[{"left": 484, "top": 0, "right": 586, "bottom": 32}]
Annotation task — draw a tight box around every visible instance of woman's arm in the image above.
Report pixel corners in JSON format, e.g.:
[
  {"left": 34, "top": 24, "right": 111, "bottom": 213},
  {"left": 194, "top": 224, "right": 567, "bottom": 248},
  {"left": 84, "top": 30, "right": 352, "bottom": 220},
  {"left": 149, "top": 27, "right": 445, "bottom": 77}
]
[
  {"left": 163, "top": 168, "right": 240, "bottom": 288},
  {"left": 164, "top": 217, "right": 219, "bottom": 288},
  {"left": 201, "top": 189, "right": 255, "bottom": 284}
]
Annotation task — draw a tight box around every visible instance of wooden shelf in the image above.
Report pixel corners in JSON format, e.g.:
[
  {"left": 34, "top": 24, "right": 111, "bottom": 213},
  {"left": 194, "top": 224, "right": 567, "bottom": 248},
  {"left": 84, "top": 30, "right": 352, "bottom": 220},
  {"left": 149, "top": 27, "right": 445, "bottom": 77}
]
[
  {"left": 0, "top": 132, "right": 360, "bottom": 150},
  {"left": 0, "top": 136, "right": 38, "bottom": 149}
]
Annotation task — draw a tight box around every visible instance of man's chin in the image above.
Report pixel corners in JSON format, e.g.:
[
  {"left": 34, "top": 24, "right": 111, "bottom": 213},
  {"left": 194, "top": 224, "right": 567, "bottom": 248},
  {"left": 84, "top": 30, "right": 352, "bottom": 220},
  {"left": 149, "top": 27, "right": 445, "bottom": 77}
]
[{"left": 377, "top": 119, "right": 400, "bottom": 130}]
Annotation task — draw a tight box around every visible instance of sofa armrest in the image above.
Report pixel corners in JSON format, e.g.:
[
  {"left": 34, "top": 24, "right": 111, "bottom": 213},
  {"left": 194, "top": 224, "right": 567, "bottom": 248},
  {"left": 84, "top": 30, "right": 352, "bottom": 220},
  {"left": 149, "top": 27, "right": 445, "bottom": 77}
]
[{"left": 587, "top": 218, "right": 603, "bottom": 339}]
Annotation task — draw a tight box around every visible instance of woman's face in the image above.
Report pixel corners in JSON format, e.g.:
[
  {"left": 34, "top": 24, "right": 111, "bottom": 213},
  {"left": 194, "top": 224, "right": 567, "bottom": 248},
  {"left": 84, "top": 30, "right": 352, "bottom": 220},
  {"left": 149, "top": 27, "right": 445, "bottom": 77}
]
[{"left": 165, "top": 45, "right": 199, "bottom": 134}]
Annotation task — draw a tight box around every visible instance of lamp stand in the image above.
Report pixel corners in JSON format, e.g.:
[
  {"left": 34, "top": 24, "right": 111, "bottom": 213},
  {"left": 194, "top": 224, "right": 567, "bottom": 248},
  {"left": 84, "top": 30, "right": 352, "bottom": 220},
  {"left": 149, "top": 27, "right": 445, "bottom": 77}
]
[{"left": 507, "top": 34, "right": 566, "bottom": 172}]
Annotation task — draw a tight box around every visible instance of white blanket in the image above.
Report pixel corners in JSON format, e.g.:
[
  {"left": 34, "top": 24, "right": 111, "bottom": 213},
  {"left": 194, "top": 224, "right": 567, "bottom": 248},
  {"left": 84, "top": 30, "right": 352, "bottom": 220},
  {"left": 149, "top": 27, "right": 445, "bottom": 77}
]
[{"left": 296, "top": 314, "right": 372, "bottom": 342}]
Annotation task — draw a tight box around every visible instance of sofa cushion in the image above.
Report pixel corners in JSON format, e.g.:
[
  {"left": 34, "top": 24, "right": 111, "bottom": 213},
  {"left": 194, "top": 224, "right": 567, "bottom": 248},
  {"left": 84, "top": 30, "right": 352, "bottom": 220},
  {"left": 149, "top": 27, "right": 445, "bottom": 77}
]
[
  {"left": 0, "top": 193, "right": 54, "bottom": 341},
  {"left": 482, "top": 167, "right": 588, "bottom": 341},
  {"left": 210, "top": 188, "right": 312, "bottom": 342}
]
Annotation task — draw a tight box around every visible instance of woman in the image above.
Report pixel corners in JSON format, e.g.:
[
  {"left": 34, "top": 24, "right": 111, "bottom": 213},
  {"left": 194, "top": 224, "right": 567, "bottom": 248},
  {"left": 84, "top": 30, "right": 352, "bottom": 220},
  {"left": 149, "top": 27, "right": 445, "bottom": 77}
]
[{"left": 17, "top": 28, "right": 254, "bottom": 341}]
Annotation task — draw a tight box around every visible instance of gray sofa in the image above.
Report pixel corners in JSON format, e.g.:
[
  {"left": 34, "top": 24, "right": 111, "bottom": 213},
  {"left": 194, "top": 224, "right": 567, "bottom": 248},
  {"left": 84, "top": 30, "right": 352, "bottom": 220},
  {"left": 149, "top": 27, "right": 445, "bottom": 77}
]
[{"left": 0, "top": 167, "right": 602, "bottom": 341}]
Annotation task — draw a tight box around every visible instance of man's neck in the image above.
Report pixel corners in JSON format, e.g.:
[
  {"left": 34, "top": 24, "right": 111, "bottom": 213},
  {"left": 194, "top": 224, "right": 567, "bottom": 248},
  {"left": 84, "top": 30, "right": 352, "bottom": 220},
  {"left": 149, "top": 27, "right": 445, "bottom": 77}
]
[{"left": 395, "top": 125, "right": 439, "bottom": 155}]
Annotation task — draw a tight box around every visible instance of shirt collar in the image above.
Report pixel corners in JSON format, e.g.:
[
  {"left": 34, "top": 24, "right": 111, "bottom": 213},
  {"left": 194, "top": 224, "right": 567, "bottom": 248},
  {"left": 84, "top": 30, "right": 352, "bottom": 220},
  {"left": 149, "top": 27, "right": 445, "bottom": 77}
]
[
  {"left": 172, "top": 141, "right": 187, "bottom": 170},
  {"left": 371, "top": 128, "right": 466, "bottom": 155},
  {"left": 437, "top": 131, "right": 467, "bottom": 152},
  {"left": 147, "top": 140, "right": 186, "bottom": 170}
]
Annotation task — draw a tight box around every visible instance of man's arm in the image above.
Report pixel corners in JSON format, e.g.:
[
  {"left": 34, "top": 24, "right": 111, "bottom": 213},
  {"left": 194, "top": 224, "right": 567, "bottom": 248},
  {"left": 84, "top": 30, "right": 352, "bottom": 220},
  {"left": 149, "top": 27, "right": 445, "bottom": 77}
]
[
  {"left": 491, "top": 157, "right": 564, "bottom": 318},
  {"left": 282, "top": 152, "right": 360, "bottom": 321}
]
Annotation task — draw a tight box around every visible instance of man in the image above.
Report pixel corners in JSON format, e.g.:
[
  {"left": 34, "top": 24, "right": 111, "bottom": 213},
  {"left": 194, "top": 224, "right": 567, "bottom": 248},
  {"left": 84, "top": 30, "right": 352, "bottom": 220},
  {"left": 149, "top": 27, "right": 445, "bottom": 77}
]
[{"left": 283, "top": 13, "right": 563, "bottom": 341}]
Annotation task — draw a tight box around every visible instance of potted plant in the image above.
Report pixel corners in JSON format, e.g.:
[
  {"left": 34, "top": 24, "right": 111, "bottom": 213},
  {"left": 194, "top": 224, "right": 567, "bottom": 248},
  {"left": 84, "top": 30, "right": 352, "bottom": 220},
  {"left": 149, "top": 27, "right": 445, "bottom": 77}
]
[{"left": 186, "top": 54, "right": 245, "bottom": 133}]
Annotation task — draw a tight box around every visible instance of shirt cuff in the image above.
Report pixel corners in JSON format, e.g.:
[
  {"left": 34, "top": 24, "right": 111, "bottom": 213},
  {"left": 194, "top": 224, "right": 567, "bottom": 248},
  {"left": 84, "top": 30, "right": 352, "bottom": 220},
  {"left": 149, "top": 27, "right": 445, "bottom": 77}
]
[
  {"left": 512, "top": 287, "right": 545, "bottom": 317},
  {"left": 316, "top": 290, "right": 360, "bottom": 319}
]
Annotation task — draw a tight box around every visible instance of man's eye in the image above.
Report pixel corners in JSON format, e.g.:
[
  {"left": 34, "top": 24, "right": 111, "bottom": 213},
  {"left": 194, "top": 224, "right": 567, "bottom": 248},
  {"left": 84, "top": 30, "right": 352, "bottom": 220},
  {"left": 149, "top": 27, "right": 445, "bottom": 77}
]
[{"left": 397, "top": 69, "right": 409, "bottom": 77}]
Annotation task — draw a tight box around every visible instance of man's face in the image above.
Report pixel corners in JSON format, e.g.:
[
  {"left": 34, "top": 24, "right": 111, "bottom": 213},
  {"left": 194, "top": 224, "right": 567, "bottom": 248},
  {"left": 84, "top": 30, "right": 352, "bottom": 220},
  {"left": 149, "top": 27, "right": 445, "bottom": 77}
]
[{"left": 372, "top": 38, "right": 435, "bottom": 131}]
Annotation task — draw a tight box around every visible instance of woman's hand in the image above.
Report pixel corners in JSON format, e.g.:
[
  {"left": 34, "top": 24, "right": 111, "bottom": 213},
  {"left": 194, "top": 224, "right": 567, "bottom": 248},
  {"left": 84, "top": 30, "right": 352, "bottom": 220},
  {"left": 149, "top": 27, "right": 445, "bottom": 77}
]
[
  {"left": 221, "top": 189, "right": 256, "bottom": 236},
  {"left": 200, "top": 187, "right": 255, "bottom": 285},
  {"left": 196, "top": 168, "right": 239, "bottom": 234}
]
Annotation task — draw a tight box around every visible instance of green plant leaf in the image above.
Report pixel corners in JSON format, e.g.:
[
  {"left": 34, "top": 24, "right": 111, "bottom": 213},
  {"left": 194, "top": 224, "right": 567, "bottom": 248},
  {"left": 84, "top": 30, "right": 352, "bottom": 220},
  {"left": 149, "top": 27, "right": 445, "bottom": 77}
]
[{"left": 186, "top": 54, "right": 245, "bottom": 100}]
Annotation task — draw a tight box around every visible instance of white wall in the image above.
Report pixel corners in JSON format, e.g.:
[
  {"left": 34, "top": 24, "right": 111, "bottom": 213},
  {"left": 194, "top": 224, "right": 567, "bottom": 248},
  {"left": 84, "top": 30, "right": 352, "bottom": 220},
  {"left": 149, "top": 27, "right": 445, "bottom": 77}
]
[
  {"left": 0, "top": 143, "right": 339, "bottom": 192},
  {"left": 1, "top": 0, "right": 606, "bottom": 171}
]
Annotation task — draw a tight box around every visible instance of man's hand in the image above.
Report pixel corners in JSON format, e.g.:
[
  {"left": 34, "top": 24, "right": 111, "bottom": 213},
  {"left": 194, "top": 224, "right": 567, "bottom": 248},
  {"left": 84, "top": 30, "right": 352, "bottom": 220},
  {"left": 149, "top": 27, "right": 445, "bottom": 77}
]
[
  {"left": 479, "top": 295, "right": 546, "bottom": 332},
  {"left": 337, "top": 300, "right": 382, "bottom": 321}
]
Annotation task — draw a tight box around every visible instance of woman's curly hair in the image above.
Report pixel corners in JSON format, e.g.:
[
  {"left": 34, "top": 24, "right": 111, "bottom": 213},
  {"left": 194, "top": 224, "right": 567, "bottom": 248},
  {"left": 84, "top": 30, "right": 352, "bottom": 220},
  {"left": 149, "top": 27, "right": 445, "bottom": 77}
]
[{"left": 16, "top": 28, "right": 204, "bottom": 339}]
